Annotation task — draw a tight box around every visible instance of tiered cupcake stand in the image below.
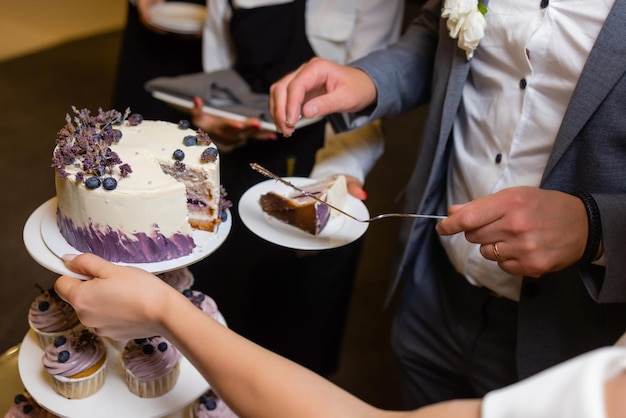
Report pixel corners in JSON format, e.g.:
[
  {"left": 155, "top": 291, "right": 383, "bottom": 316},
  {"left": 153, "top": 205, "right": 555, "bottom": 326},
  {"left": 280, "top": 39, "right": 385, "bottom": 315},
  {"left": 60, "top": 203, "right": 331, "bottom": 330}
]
[{"left": 20, "top": 197, "right": 232, "bottom": 418}]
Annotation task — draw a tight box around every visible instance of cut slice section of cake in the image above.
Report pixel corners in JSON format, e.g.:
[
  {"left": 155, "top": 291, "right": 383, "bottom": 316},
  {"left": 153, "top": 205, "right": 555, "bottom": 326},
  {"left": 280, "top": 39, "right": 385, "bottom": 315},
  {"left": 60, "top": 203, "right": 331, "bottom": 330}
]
[{"left": 259, "top": 175, "right": 347, "bottom": 235}]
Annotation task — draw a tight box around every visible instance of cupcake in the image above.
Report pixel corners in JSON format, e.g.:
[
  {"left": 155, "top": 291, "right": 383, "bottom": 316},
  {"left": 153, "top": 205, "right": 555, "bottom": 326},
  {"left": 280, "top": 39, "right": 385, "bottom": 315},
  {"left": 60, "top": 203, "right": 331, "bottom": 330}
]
[
  {"left": 122, "top": 336, "right": 181, "bottom": 398},
  {"left": 4, "top": 392, "right": 58, "bottom": 418},
  {"left": 158, "top": 268, "right": 195, "bottom": 292},
  {"left": 183, "top": 289, "right": 220, "bottom": 319},
  {"left": 41, "top": 329, "right": 107, "bottom": 399},
  {"left": 28, "top": 287, "right": 82, "bottom": 349},
  {"left": 192, "top": 389, "right": 238, "bottom": 418}
]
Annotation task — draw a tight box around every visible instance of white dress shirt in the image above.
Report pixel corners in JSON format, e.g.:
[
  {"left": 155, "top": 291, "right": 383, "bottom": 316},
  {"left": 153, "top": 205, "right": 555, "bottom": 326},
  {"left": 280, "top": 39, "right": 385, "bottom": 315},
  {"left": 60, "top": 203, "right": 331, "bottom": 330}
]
[{"left": 440, "top": 0, "right": 614, "bottom": 300}]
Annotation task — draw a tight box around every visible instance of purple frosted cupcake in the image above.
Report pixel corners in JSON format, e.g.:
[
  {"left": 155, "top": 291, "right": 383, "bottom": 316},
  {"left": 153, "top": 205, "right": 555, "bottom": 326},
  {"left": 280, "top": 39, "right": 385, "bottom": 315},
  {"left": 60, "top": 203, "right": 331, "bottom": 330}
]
[
  {"left": 41, "top": 329, "right": 107, "bottom": 399},
  {"left": 28, "top": 287, "right": 82, "bottom": 349},
  {"left": 4, "top": 391, "right": 58, "bottom": 418},
  {"left": 122, "top": 336, "right": 181, "bottom": 398},
  {"left": 183, "top": 289, "right": 220, "bottom": 319},
  {"left": 192, "top": 389, "right": 238, "bottom": 418}
]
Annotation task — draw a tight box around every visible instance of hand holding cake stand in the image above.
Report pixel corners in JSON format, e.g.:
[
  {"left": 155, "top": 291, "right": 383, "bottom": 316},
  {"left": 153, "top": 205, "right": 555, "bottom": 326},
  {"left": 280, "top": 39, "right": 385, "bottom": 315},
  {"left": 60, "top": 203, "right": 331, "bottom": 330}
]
[{"left": 21, "top": 197, "right": 232, "bottom": 418}]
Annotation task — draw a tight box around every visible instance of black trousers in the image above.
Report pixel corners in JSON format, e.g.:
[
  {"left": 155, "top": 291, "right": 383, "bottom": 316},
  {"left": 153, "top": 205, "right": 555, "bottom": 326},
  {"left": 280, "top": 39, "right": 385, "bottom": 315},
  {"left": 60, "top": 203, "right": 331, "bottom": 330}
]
[{"left": 391, "top": 236, "right": 519, "bottom": 409}]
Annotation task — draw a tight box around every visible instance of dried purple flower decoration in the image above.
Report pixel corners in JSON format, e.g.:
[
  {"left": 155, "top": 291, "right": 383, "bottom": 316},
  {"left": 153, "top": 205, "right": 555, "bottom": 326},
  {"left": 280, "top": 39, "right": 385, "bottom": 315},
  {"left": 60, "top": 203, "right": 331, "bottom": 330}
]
[
  {"left": 51, "top": 107, "right": 138, "bottom": 190},
  {"left": 174, "top": 160, "right": 186, "bottom": 172},
  {"left": 73, "top": 329, "right": 99, "bottom": 351},
  {"left": 219, "top": 186, "right": 233, "bottom": 222},
  {"left": 196, "top": 130, "right": 212, "bottom": 146},
  {"left": 119, "top": 163, "right": 133, "bottom": 177}
]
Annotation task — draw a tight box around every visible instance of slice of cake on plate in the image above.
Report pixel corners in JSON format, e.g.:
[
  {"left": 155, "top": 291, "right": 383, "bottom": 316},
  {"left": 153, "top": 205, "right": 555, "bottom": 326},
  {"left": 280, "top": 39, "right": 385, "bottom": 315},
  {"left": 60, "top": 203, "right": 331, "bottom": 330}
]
[{"left": 259, "top": 175, "right": 347, "bottom": 235}]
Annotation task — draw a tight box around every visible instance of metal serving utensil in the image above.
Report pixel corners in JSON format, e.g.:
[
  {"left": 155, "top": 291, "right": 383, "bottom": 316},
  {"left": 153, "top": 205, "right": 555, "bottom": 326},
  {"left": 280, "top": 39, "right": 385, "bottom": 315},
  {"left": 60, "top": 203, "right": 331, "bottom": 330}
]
[{"left": 250, "top": 163, "right": 447, "bottom": 222}]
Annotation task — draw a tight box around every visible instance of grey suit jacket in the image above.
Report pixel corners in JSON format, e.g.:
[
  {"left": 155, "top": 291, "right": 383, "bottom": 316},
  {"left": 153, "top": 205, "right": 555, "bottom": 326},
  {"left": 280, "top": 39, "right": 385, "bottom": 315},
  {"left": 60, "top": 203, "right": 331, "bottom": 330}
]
[{"left": 352, "top": 0, "right": 626, "bottom": 379}]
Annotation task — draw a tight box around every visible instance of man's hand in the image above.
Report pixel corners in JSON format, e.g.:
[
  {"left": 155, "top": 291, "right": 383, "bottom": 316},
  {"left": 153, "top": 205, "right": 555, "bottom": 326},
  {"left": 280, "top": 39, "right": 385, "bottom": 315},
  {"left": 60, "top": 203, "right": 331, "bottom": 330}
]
[
  {"left": 269, "top": 57, "right": 377, "bottom": 137},
  {"left": 435, "top": 187, "right": 589, "bottom": 277}
]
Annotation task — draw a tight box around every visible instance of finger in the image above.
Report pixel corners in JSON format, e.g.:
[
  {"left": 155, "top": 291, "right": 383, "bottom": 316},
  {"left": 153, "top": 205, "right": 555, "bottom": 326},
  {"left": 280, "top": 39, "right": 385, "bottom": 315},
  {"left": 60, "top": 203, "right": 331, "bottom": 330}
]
[
  {"left": 269, "top": 71, "right": 299, "bottom": 136},
  {"left": 436, "top": 199, "right": 503, "bottom": 236},
  {"left": 62, "top": 253, "right": 119, "bottom": 279},
  {"left": 193, "top": 96, "right": 203, "bottom": 110},
  {"left": 347, "top": 180, "right": 367, "bottom": 200},
  {"left": 283, "top": 69, "right": 313, "bottom": 128},
  {"left": 249, "top": 130, "right": 277, "bottom": 141},
  {"left": 54, "top": 275, "right": 84, "bottom": 305},
  {"left": 479, "top": 242, "right": 509, "bottom": 263}
]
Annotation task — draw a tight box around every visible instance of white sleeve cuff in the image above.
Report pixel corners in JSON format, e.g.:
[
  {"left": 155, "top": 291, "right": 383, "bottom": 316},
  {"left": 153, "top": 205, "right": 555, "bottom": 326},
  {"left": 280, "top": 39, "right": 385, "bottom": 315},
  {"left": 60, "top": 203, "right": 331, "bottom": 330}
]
[
  {"left": 482, "top": 346, "right": 626, "bottom": 418},
  {"left": 310, "top": 121, "right": 384, "bottom": 183}
]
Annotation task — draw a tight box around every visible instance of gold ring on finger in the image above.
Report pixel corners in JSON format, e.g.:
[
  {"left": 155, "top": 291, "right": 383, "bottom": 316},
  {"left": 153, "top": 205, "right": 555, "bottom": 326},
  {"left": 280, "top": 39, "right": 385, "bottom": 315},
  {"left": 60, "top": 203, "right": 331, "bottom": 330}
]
[{"left": 492, "top": 243, "right": 507, "bottom": 262}]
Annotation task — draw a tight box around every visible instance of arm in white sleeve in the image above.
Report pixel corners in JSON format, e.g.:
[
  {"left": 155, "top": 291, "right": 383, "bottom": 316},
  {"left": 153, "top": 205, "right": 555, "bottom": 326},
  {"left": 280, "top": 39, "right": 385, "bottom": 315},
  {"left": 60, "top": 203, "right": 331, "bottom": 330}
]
[
  {"left": 202, "top": 0, "right": 235, "bottom": 73},
  {"left": 307, "top": 0, "right": 401, "bottom": 182},
  {"left": 482, "top": 346, "right": 626, "bottom": 418},
  {"left": 310, "top": 121, "right": 384, "bottom": 183}
]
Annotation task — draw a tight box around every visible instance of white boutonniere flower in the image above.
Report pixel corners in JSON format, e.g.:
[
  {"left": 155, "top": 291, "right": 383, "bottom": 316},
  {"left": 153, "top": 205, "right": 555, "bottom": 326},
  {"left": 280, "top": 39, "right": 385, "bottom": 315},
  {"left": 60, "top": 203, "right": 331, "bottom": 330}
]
[{"left": 442, "top": 0, "right": 487, "bottom": 60}]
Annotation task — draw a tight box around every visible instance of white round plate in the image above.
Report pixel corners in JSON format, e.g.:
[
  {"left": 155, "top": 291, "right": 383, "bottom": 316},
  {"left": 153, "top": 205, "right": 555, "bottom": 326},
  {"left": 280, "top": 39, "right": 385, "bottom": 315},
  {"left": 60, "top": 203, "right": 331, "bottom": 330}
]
[
  {"left": 24, "top": 197, "right": 231, "bottom": 280},
  {"left": 147, "top": 2, "right": 206, "bottom": 35},
  {"left": 19, "top": 313, "right": 226, "bottom": 418},
  {"left": 239, "top": 178, "right": 369, "bottom": 250}
]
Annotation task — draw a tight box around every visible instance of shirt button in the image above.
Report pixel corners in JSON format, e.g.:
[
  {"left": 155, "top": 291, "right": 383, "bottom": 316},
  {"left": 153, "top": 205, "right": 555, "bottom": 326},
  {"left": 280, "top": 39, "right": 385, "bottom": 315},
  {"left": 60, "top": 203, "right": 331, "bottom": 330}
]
[
  {"left": 540, "top": 0, "right": 549, "bottom": 8},
  {"left": 495, "top": 153, "right": 502, "bottom": 164},
  {"left": 519, "top": 78, "right": 527, "bottom": 89}
]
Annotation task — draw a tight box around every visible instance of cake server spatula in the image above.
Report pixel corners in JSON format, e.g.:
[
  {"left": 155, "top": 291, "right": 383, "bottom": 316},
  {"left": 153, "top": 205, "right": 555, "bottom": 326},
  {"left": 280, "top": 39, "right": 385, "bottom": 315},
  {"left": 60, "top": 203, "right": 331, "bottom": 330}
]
[{"left": 250, "top": 163, "right": 447, "bottom": 222}]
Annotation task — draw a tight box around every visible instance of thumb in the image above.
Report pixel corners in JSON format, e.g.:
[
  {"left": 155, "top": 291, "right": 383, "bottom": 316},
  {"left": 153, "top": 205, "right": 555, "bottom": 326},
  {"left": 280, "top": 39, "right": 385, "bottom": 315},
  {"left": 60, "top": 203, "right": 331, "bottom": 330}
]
[
  {"left": 61, "top": 253, "right": 118, "bottom": 279},
  {"left": 55, "top": 253, "right": 119, "bottom": 306},
  {"left": 301, "top": 91, "right": 346, "bottom": 120}
]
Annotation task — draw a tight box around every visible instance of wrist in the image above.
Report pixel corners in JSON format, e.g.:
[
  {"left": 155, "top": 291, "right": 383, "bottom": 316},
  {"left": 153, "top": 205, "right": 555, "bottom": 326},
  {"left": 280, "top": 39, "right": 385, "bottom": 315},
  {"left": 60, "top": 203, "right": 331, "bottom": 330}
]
[{"left": 573, "top": 192, "right": 603, "bottom": 264}]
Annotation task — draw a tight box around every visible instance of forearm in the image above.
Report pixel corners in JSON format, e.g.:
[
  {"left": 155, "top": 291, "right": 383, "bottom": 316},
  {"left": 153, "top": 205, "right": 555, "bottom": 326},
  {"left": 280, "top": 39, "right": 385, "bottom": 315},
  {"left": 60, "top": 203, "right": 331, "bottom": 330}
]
[{"left": 159, "top": 293, "right": 390, "bottom": 418}]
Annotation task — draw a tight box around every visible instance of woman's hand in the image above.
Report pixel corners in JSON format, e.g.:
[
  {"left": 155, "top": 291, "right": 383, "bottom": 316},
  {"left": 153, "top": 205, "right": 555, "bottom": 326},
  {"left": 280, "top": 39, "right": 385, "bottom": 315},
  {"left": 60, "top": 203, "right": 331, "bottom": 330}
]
[
  {"left": 345, "top": 175, "right": 367, "bottom": 200},
  {"left": 191, "top": 97, "right": 276, "bottom": 148},
  {"left": 136, "top": 0, "right": 164, "bottom": 21},
  {"left": 269, "top": 57, "right": 377, "bottom": 137},
  {"left": 435, "top": 187, "right": 589, "bottom": 277},
  {"left": 54, "top": 253, "right": 180, "bottom": 340}
]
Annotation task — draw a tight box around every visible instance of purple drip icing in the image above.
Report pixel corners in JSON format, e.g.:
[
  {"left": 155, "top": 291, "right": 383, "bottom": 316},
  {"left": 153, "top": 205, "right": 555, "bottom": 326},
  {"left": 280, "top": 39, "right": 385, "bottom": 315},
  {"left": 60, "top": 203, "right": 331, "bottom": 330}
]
[
  {"left": 315, "top": 202, "right": 331, "bottom": 234},
  {"left": 56, "top": 210, "right": 195, "bottom": 263}
]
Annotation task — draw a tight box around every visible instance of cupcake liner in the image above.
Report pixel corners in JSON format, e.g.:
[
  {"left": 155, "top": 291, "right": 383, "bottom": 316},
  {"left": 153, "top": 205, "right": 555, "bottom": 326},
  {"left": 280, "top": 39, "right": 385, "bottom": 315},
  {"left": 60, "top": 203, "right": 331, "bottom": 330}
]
[
  {"left": 29, "top": 320, "right": 85, "bottom": 350},
  {"left": 49, "top": 358, "right": 107, "bottom": 399},
  {"left": 125, "top": 361, "right": 181, "bottom": 398}
]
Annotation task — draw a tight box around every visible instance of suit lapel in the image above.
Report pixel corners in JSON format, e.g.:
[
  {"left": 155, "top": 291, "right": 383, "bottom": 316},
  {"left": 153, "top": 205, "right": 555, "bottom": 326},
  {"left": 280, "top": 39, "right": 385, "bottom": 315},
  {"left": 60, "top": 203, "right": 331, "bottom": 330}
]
[
  {"left": 543, "top": 0, "right": 626, "bottom": 181},
  {"left": 436, "top": 0, "right": 491, "bottom": 149}
]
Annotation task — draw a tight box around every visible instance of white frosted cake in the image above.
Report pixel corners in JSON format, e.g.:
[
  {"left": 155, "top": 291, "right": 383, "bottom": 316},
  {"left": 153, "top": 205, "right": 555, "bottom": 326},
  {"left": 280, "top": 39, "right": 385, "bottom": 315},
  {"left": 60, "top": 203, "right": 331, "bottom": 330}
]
[
  {"left": 52, "top": 107, "right": 226, "bottom": 263},
  {"left": 259, "top": 175, "right": 347, "bottom": 235}
]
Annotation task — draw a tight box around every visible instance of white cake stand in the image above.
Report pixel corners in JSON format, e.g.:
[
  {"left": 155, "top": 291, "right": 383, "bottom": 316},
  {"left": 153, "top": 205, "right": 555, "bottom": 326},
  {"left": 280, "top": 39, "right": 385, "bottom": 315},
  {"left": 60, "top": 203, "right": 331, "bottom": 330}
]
[
  {"left": 21, "top": 198, "right": 232, "bottom": 417},
  {"left": 18, "top": 326, "right": 217, "bottom": 418},
  {"left": 24, "top": 197, "right": 231, "bottom": 279}
]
